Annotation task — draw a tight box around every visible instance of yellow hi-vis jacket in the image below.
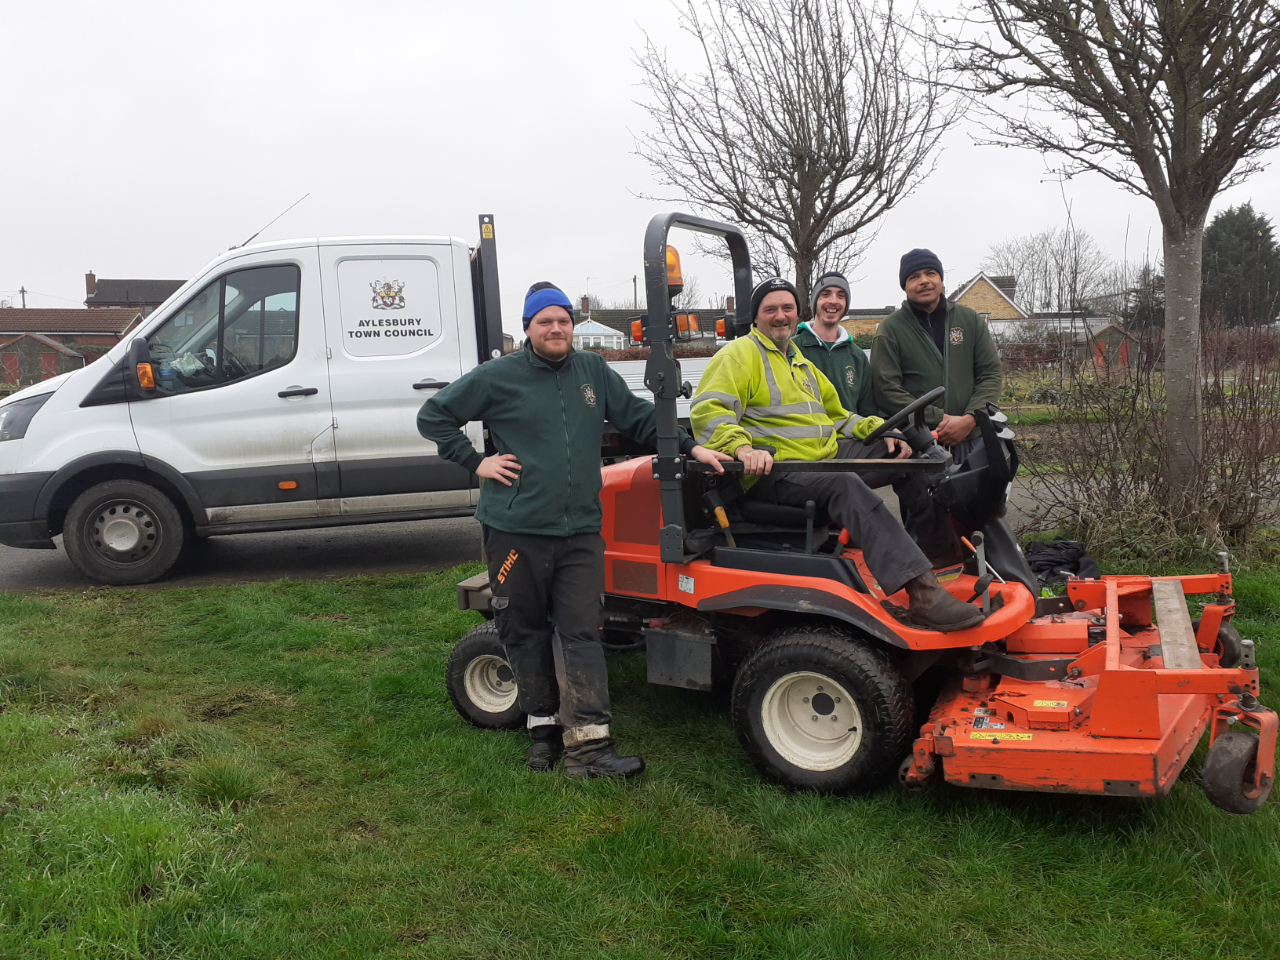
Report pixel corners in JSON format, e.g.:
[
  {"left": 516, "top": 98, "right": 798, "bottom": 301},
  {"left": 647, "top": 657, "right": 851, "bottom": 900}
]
[{"left": 691, "top": 326, "right": 882, "bottom": 467}]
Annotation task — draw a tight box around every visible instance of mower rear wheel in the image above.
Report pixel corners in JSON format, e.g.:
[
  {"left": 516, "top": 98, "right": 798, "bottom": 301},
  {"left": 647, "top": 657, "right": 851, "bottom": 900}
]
[
  {"left": 446, "top": 621, "right": 525, "bottom": 730},
  {"left": 1202, "top": 731, "right": 1272, "bottom": 814},
  {"left": 731, "top": 627, "right": 912, "bottom": 794},
  {"left": 1190, "top": 618, "right": 1244, "bottom": 669}
]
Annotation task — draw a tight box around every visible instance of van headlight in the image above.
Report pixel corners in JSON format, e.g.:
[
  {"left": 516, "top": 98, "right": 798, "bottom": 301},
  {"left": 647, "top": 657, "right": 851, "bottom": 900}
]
[{"left": 0, "top": 393, "right": 53, "bottom": 442}]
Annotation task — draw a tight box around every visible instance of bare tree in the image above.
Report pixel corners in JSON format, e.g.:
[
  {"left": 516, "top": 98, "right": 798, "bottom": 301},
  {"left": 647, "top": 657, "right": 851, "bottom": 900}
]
[
  {"left": 981, "top": 226, "right": 1119, "bottom": 314},
  {"left": 671, "top": 275, "right": 704, "bottom": 311},
  {"left": 636, "top": 0, "right": 955, "bottom": 318},
  {"left": 949, "top": 0, "right": 1280, "bottom": 508}
]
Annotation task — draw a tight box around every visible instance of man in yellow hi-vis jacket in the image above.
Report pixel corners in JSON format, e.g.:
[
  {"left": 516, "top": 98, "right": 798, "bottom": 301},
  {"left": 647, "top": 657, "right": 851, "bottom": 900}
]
[{"left": 691, "top": 277, "right": 983, "bottom": 632}]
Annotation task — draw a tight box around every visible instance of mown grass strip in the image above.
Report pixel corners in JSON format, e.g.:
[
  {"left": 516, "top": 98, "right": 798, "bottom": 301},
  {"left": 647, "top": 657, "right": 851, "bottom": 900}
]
[{"left": 0, "top": 565, "right": 1277, "bottom": 959}]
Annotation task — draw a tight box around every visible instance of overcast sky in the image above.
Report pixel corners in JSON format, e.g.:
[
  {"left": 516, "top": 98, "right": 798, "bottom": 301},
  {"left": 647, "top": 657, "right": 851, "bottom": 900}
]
[{"left": 3, "top": 1, "right": 1277, "bottom": 337}]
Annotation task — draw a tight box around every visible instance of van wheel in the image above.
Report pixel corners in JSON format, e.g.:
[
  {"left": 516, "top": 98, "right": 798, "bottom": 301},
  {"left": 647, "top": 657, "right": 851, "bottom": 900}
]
[
  {"left": 63, "top": 480, "right": 185, "bottom": 585},
  {"left": 446, "top": 621, "right": 525, "bottom": 730},
  {"left": 731, "top": 626, "right": 913, "bottom": 794}
]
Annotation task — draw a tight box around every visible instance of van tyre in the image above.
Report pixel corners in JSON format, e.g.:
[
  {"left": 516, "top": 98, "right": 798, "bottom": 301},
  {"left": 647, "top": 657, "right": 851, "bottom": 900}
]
[
  {"left": 63, "top": 480, "right": 185, "bottom": 586},
  {"left": 731, "top": 627, "right": 913, "bottom": 794},
  {"left": 1202, "top": 730, "right": 1273, "bottom": 814},
  {"left": 446, "top": 621, "right": 525, "bottom": 730}
]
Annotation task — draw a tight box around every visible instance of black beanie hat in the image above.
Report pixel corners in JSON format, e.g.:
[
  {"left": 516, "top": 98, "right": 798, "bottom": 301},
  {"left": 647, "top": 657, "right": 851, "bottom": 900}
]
[
  {"left": 750, "top": 277, "right": 799, "bottom": 320},
  {"left": 899, "top": 249, "right": 944, "bottom": 289}
]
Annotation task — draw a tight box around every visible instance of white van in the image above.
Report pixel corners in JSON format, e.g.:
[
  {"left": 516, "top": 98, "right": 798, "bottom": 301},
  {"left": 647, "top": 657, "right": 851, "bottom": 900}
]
[{"left": 0, "top": 217, "right": 715, "bottom": 585}]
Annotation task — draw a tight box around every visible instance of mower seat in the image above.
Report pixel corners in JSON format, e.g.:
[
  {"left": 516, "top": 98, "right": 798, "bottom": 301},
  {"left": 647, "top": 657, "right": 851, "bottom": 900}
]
[{"left": 736, "top": 500, "right": 831, "bottom": 528}]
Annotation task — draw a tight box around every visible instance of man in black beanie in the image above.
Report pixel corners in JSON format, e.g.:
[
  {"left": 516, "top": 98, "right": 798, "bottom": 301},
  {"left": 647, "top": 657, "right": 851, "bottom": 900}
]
[{"left": 871, "top": 249, "right": 1003, "bottom": 564}]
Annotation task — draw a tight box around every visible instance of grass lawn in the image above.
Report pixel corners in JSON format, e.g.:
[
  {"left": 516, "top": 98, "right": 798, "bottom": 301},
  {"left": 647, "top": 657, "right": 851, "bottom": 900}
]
[{"left": 1, "top": 564, "right": 1278, "bottom": 960}]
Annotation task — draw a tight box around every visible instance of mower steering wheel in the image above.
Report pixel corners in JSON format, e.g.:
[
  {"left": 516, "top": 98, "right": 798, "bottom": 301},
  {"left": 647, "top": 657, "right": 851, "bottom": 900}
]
[{"left": 864, "top": 386, "right": 946, "bottom": 445}]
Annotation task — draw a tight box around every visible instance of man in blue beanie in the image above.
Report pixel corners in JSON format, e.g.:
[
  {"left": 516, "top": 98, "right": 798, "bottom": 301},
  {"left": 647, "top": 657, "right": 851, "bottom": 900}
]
[
  {"left": 418, "top": 281, "right": 730, "bottom": 777},
  {"left": 871, "top": 249, "right": 1003, "bottom": 564}
]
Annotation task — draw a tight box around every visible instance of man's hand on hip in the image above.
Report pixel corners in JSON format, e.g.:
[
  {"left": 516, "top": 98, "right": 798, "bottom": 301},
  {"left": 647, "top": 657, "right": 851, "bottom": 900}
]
[
  {"left": 936, "top": 414, "right": 976, "bottom": 446},
  {"left": 476, "top": 453, "right": 521, "bottom": 486},
  {"left": 690, "top": 445, "right": 733, "bottom": 474},
  {"left": 734, "top": 445, "right": 774, "bottom": 476}
]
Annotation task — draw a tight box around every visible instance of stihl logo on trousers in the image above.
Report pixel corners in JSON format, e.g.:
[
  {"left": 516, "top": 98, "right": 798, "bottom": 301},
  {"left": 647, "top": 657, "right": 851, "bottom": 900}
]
[{"left": 497, "top": 549, "right": 519, "bottom": 584}]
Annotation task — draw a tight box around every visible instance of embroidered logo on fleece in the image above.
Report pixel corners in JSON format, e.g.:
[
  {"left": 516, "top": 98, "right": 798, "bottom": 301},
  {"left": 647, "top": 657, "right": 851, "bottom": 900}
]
[
  {"left": 844, "top": 365, "right": 856, "bottom": 387},
  {"left": 581, "top": 383, "right": 597, "bottom": 407},
  {"left": 949, "top": 327, "right": 965, "bottom": 346}
]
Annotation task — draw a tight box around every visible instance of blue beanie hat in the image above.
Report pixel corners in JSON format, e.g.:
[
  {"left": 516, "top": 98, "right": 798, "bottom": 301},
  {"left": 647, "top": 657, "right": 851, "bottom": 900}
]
[
  {"left": 899, "top": 249, "right": 943, "bottom": 289},
  {"left": 522, "top": 282, "right": 574, "bottom": 330}
]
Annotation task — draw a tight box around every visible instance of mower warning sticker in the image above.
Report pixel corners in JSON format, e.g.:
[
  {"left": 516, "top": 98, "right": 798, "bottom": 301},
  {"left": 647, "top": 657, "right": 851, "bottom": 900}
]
[
  {"left": 974, "top": 707, "right": 996, "bottom": 717},
  {"left": 1034, "top": 700, "right": 1068, "bottom": 708},
  {"left": 972, "top": 731, "right": 1034, "bottom": 741},
  {"left": 678, "top": 575, "right": 695, "bottom": 594},
  {"left": 972, "top": 717, "right": 1004, "bottom": 730}
]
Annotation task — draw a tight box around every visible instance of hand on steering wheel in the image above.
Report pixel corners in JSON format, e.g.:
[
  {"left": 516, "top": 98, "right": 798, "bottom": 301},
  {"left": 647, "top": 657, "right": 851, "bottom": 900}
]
[{"left": 864, "top": 386, "right": 946, "bottom": 444}]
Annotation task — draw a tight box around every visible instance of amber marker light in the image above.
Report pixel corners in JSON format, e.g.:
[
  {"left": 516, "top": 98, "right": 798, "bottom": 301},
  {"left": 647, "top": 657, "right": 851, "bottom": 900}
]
[
  {"left": 136, "top": 363, "right": 155, "bottom": 389},
  {"left": 666, "top": 245, "right": 684, "bottom": 293},
  {"left": 716, "top": 318, "right": 726, "bottom": 337},
  {"left": 278, "top": 481, "right": 298, "bottom": 490},
  {"left": 631, "top": 319, "right": 644, "bottom": 343}
]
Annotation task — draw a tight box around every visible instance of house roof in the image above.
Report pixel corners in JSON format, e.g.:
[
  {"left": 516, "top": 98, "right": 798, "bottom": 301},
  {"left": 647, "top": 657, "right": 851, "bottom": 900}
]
[
  {"left": 1074, "top": 324, "right": 1138, "bottom": 343},
  {"left": 0, "top": 332, "right": 85, "bottom": 357},
  {"left": 574, "top": 319, "right": 626, "bottom": 337},
  {"left": 0, "top": 308, "right": 143, "bottom": 336},
  {"left": 85, "top": 279, "right": 185, "bottom": 307},
  {"left": 951, "top": 272, "right": 1026, "bottom": 317}
]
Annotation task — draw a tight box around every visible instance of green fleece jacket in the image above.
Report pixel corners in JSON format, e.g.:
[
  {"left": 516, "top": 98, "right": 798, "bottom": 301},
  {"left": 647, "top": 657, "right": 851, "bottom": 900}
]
[
  {"left": 417, "top": 340, "right": 691, "bottom": 537},
  {"left": 792, "top": 322, "right": 876, "bottom": 417},
  {"left": 870, "top": 299, "right": 1003, "bottom": 439}
]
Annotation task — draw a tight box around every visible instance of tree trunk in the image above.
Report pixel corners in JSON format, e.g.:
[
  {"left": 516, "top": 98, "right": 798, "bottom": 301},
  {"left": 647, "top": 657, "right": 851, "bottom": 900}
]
[
  {"left": 1162, "top": 222, "right": 1206, "bottom": 513},
  {"left": 794, "top": 259, "right": 814, "bottom": 322}
]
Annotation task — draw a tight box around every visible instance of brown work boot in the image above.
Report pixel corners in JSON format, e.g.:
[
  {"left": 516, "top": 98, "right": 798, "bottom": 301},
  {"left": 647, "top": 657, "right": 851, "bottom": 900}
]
[{"left": 904, "top": 571, "right": 985, "bottom": 632}]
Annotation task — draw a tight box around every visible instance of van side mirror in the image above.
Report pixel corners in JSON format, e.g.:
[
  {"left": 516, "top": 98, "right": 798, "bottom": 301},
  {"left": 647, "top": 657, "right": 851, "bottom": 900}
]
[{"left": 125, "top": 338, "right": 157, "bottom": 400}]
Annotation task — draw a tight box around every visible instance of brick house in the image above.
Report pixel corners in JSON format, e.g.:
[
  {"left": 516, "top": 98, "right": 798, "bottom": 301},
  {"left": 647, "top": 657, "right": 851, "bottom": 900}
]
[
  {"left": 950, "top": 273, "right": 1028, "bottom": 324},
  {"left": 0, "top": 308, "right": 144, "bottom": 390},
  {"left": 84, "top": 272, "right": 184, "bottom": 316}
]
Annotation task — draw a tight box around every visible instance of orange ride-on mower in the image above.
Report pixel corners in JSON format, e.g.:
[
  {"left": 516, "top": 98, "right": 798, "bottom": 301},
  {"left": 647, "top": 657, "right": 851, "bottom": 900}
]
[{"left": 447, "top": 213, "right": 1275, "bottom": 813}]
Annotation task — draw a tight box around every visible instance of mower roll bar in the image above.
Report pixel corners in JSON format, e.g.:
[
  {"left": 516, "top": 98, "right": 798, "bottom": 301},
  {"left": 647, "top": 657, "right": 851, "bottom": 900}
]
[{"left": 642, "top": 212, "right": 755, "bottom": 562}]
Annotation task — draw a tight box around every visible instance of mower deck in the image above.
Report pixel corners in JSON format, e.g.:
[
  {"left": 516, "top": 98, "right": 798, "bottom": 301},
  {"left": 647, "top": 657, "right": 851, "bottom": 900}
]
[{"left": 905, "top": 575, "right": 1276, "bottom": 799}]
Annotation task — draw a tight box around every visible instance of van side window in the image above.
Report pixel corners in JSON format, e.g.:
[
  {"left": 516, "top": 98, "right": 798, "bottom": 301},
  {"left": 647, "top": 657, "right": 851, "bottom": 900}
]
[{"left": 148, "top": 265, "right": 300, "bottom": 394}]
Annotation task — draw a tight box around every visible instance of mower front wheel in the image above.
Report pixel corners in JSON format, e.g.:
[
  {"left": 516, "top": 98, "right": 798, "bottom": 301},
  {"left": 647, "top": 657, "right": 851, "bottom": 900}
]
[
  {"left": 1203, "top": 730, "right": 1272, "bottom": 814},
  {"left": 446, "top": 621, "right": 525, "bottom": 730},
  {"left": 731, "top": 627, "right": 913, "bottom": 794},
  {"left": 1191, "top": 618, "right": 1244, "bottom": 669}
]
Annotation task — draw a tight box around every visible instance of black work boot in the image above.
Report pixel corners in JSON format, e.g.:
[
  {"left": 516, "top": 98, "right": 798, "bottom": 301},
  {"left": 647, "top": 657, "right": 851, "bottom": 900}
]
[
  {"left": 525, "top": 727, "right": 563, "bottom": 772},
  {"left": 562, "top": 737, "right": 645, "bottom": 780},
  {"left": 904, "top": 571, "right": 985, "bottom": 632}
]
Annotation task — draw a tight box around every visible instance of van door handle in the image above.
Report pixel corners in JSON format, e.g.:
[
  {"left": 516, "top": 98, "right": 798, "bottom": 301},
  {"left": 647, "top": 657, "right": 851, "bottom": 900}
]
[
  {"left": 412, "top": 379, "right": 451, "bottom": 390},
  {"left": 278, "top": 387, "right": 319, "bottom": 398}
]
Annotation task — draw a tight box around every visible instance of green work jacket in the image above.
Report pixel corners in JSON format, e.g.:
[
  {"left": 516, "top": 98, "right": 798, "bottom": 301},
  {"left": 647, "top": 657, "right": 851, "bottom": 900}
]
[
  {"left": 792, "top": 322, "right": 876, "bottom": 417},
  {"left": 417, "top": 341, "right": 688, "bottom": 537},
  {"left": 870, "top": 300, "right": 1003, "bottom": 440}
]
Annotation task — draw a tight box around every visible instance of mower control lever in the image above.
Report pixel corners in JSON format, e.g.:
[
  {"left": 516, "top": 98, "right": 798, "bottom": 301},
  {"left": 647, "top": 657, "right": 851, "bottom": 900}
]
[{"left": 865, "top": 386, "right": 946, "bottom": 445}]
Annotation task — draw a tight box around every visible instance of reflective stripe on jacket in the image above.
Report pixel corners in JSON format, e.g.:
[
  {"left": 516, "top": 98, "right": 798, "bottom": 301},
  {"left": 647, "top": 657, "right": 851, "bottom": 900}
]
[{"left": 691, "top": 326, "right": 865, "bottom": 464}]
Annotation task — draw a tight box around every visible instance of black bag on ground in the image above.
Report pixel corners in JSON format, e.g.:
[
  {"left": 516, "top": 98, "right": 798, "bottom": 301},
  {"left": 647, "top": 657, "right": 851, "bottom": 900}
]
[{"left": 1023, "top": 537, "right": 1101, "bottom": 585}]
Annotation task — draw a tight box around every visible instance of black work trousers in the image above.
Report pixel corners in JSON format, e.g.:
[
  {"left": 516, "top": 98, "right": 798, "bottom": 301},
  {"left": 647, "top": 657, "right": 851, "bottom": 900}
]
[
  {"left": 483, "top": 526, "right": 610, "bottom": 738},
  {"left": 763, "top": 438, "right": 934, "bottom": 595},
  {"left": 892, "top": 439, "right": 973, "bottom": 566}
]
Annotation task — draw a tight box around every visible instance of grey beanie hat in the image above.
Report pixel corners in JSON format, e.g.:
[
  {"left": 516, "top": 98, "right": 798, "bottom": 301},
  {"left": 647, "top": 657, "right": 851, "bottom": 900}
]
[{"left": 810, "top": 271, "right": 851, "bottom": 316}]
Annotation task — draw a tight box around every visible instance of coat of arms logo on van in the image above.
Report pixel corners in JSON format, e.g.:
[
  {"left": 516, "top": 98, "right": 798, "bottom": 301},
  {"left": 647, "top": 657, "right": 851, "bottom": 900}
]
[{"left": 370, "top": 279, "right": 406, "bottom": 310}]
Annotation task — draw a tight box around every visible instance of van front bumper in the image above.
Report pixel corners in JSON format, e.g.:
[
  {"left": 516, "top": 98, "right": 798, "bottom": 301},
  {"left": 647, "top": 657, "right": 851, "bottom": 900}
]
[{"left": 0, "top": 472, "right": 55, "bottom": 549}]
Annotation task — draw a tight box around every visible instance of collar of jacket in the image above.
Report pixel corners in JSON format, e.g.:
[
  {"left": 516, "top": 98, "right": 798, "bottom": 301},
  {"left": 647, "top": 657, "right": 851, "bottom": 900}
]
[
  {"left": 749, "top": 324, "right": 798, "bottom": 359},
  {"left": 522, "top": 337, "right": 577, "bottom": 370},
  {"left": 796, "top": 321, "right": 850, "bottom": 349}
]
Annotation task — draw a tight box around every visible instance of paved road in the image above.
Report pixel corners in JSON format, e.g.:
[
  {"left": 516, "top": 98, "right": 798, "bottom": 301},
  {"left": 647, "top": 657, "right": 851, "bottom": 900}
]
[
  {"left": 0, "top": 482, "right": 1038, "bottom": 593},
  {"left": 0, "top": 517, "right": 484, "bottom": 592}
]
